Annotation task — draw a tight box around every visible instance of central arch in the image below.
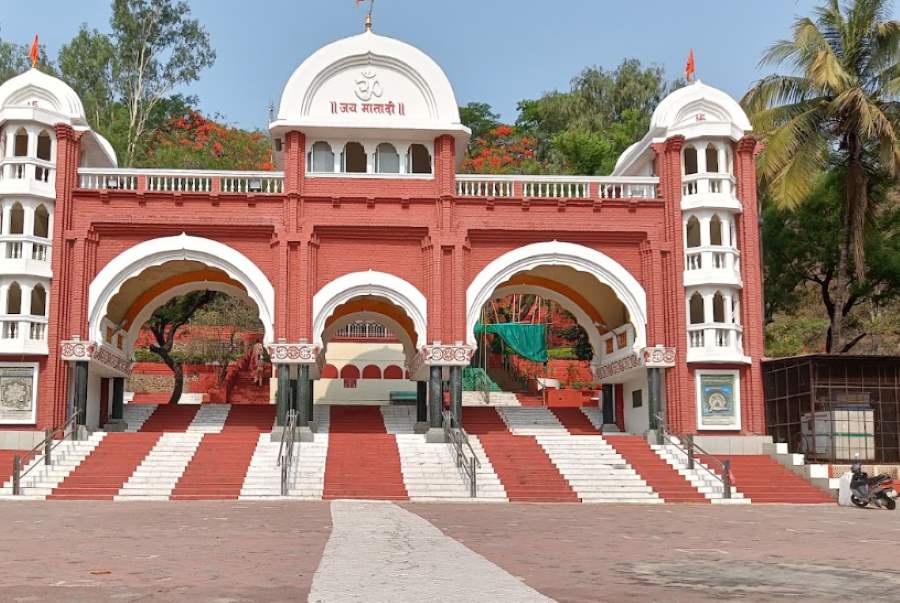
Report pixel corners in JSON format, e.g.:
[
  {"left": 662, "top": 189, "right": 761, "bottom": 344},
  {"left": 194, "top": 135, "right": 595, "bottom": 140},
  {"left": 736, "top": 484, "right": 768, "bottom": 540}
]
[
  {"left": 88, "top": 234, "right": 275, "bottom": 355},
  {"left": 465, "top": 241, "right": 648, "bottom": 355}
]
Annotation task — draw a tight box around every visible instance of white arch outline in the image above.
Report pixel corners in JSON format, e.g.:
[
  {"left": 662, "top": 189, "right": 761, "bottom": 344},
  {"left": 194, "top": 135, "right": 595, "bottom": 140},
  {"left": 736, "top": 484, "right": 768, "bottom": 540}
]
[
  {"left": 312, "top": 270, "right": 427, "bottom": 351},
  {"left": 465, "top": 241, "right": 647, "bottom": 350},
  {"left": 320, "top": 310, "right": 417, "bottom": 368},
  {"left": 88, "top": 234, "right": 275, "bottom": 349}
]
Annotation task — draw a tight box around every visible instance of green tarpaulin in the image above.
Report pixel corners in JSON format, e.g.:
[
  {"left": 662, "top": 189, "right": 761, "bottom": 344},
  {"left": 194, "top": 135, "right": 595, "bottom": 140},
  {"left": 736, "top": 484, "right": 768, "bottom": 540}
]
[{"left": 474, "top": 321, "right": 548, "bottom": 363}]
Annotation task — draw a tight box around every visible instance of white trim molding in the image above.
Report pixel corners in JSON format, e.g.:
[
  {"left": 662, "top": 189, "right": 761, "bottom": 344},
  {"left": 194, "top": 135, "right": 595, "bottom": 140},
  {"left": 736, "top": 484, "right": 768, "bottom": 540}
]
[
  {"left": 312, "top": 270, "right": 427, "bottom": 350},
  {"left": 87, "top": 234, "right": 275, "bottom": 351}
]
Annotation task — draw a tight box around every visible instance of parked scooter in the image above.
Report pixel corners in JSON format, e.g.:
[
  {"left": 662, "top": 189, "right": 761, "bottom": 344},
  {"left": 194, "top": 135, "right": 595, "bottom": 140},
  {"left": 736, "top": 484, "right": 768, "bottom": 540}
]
[{"left": 849, "top": 460, "right": 897, "bottom": 509}]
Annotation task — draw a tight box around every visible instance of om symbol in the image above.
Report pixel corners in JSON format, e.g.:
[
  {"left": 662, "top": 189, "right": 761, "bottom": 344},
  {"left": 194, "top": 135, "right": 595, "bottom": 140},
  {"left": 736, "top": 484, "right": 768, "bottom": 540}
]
[{"left": 354, "top": 69, "right": 383, "bottom": 101}]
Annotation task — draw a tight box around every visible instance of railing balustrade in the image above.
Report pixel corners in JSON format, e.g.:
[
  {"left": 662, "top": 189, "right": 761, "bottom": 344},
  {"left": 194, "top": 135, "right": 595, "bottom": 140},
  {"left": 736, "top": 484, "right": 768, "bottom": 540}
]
[
  {"left": 681, "top": 173, "right": 735, "bottom": 198},
  {"left": 687, "top": 323, "right": 742, "bottom": 351},
  {"left": 684, "top": 246, "right": 740, "bottom": 275}
]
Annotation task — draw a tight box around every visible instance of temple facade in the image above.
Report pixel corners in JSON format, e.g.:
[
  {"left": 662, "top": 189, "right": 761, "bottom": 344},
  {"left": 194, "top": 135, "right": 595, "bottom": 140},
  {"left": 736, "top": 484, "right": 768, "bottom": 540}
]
[{"left": 0, "top": 27, "right": 765, "bottom": 448}]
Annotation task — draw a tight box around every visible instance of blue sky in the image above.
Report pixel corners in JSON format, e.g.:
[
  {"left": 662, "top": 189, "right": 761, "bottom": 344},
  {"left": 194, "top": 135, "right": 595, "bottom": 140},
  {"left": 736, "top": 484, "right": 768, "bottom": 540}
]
[{"left": 1, "top": 0, "right": 832, "bottom": 130}]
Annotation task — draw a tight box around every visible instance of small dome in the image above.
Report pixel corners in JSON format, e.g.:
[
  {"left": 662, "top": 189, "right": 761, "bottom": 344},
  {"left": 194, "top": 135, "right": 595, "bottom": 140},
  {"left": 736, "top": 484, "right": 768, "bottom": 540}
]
[
  {"left": 0, "top": 68, "right": 87, "bottom": 124},
  {"left": 272, "top": 30, "right": 468, "bottom": 142},
  {"left": 650, "top": 79, "right": 751, "bottom": 135}
]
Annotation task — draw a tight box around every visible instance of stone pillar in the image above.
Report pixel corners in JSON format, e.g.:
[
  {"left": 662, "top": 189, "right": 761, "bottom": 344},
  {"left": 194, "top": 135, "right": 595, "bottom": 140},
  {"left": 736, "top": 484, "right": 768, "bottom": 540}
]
[
  {"left": 72, "top": 360, "right": 88, "bottom": 426},
  {"left": 414, "top": 380, "right": 428, "bottom": 433},
  {"left": 297, "top": 364, "right": 310, "bottom": 427},
  {"left": 450, "top": 366, "right": 462, "bottom": 428},
  {"left": 428, "top": 365, "right": 442, "bottom": 428},
  {"left": 648, "top": 367, "right": 662, "bottom": 431},
  {"left": 275, "top": 363, "right": 290, "bottom": 426}
]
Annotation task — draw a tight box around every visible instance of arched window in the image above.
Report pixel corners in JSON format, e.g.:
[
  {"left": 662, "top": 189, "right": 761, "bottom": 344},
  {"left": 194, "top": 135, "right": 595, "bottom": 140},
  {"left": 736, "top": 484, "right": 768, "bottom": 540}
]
[
  {"left": 6, "top": 282, "right": 22, "bottom": 314},
  {"left": 33, "top": 205, "right": 49, "bottom": 238},
  {"left": 340, "top": 364, "right": 360, "bottom": 388},
  {"left": 686, "top": 216, "right": 701, "bottom": 248},
  {"left": 342, "top": 142, "right": 367, "bottom": 173},
  {"left": 13, "top": 129, "right": 28, "bottom": 157},
  {"left": 407, "top": 144, "right": 432, "bottom": 174},
  {"left": 362, "top": 364, "right": 382, "bottom": 379},
  {"left": 36, "top": 131, "right": 52, "bottom": 161},
  {"left": 375, "top": 143, "right": 400, "bottom": 174},
  {"left": 308, "top": 141, "right": 334, "bottom": 173},
  {"left": 712, "top": 291, "right": 726, "bottom": 323},
  {"left": 683, "top": 146, "right": 698, "bottom": 175},
  {"left": 10, "top": 203, "right": 24, "bottom": 235},
  {"left": 321, "top": 364, "right": 339, "bottom": 379},
  {"left": 709, "top": 214, "right": 723, "bottom": 246},
  {"left": 689, "top": 292, "right": 704, "bottom": 325},
  {"left": 383, "top": 365, "right": 404, "bottom": 379},
  {"left": 705, "top": 144, "right": 719, "bottom": 173},
  {"left": 30, "top": 284, "right": 46, "bottom": 316}
]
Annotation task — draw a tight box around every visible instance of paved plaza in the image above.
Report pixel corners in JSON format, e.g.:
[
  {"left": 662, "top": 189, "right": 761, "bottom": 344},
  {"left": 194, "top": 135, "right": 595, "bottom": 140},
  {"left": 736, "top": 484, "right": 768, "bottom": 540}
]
[{"left": 1, "top": 500, "right": 899, "bottom": 602}]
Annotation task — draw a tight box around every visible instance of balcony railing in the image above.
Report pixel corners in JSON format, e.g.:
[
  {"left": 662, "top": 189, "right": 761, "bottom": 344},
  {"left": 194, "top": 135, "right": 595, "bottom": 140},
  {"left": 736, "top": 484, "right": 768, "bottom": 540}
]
[
  {"left": 0, "top": 315, "right": 48, "bottom": 354},
  {"left": 0, "top": 235, "right": 52, "bottom": 267},
  {"left": 0, "top": 158, "right": 55, "bottom": 195},
  {"left": 684, "top": 246, "right": 741, "bottom": 282},
  {"left": 77, "top": 168, "right": 285, "bottom": 195},
  {"left": 455, "top": 175, "right": 658, "bottom": 200},
  {"left": 686, "top": 322, "right": 745, "bottom": 363},
  {"left": 681, "top": 173, "right": 735, "bottom": 199}
]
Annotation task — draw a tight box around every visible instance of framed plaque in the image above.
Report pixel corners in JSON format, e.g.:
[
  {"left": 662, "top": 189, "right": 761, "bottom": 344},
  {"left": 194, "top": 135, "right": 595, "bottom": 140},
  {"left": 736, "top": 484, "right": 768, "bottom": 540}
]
[
  {"left": 696, "top": 370, "right": 740, "bottom": 430},
  {"left": 0, "top": 363, "right": 37, "bottom": 424}
]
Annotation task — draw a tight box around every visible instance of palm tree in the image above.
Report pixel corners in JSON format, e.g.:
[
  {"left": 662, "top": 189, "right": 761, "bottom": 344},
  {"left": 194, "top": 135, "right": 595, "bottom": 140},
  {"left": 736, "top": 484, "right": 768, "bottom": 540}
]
[{"left": 742, "top": 0, "right": 899, "bottom": 351}]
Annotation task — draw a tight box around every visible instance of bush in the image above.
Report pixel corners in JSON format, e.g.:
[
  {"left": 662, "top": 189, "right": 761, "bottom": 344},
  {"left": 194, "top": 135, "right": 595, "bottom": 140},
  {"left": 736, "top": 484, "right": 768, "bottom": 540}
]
[{"left": 548, "top": 347, "right": 577, "bottom": 359}]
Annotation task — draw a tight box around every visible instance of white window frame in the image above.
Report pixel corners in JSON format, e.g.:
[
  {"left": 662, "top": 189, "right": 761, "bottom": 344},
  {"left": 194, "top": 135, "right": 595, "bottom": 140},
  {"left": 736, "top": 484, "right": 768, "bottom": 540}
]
[
  {"left": 695, "top": 368, "right": 741, "bottom": 431},
  {"left": 0, "top": 361, "right": 39, "bottom": 424}
]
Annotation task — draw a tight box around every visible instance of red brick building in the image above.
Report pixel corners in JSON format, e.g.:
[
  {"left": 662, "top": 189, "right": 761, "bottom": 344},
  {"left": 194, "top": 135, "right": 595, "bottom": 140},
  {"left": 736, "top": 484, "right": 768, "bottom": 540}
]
[{"left": 0, "top": 27, "right": 764, "bottom": 448}]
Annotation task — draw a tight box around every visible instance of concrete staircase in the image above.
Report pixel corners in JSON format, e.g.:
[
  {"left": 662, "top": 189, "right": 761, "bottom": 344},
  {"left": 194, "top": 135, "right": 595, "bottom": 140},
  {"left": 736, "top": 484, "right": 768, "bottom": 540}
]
[
  {"left": 123, "top": 403, "right": 157, "bottom": 432},
  {"left": 186, "top": 404, "right": 230, "bottom": 432},
  {"left": 497, "top": 407, "right": 566, "bottom": 436},
  {"left": 0, "top": 433, "right": 106, "bottom": 497},
  {"left": 651, "top": 443, "right": 748, "bottom": 503},
  {"left": 537, "top": 435, "right": 661, "bottom": 504},
  {"left": 605, "top": 435, "right": 708, "bottom": 503},
  {"left": 116, "top": 432, "right": 204, "bottom": 500}
]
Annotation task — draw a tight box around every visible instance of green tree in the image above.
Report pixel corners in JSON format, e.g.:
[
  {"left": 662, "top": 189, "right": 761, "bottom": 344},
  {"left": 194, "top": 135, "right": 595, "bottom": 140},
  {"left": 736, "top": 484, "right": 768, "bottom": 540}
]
[
  {"left": 110, "top": 0, "right": 216, "bottom": 166},
  {"left": 459, "top": 101, "right": 501, "bottom": 143},
  {"left": 146, "top": 290, "right": 218, "bottom": 405},
  {"left": 743, "top": 0, "right": 900, "bottom": 350},
  {"left": 0, "top": 33, "right": 55, "bottom": 83},
  {"left": 58, "top": 26, "right": 116, "bottom": 133},
  {"left": 763, "top": 170, "right": 900, "bottom": 352},
  {"left": 516, "top": 59, "right": 672, "bottom": 174}
]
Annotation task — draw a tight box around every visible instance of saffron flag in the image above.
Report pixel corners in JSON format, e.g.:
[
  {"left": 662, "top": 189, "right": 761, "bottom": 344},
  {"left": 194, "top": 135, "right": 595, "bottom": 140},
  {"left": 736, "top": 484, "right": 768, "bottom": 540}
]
[
  {"left": 684, "top": 49, "right": 695, "bottom": 82},
  {"left": 29, "top": 34, "right": 39, "bottom": 68}
]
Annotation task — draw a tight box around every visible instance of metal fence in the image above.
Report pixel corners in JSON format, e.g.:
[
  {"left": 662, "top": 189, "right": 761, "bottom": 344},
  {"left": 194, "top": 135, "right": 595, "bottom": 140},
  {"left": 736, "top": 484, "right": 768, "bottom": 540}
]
[{"left": 764, "top": 355, "right": 900, "bottom": 463}]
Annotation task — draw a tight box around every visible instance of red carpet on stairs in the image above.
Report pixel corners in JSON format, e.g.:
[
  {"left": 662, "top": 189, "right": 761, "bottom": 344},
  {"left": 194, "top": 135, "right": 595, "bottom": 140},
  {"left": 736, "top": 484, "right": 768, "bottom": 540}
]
[
  {"left": 222, "top": 405, "right": 276, "bottom": 431},
  {"left": 606, "top": 435, "right": 708, "bottom": 503},
  {"left": 0, "top": 449, "right": 28, "bottom": 486},
  {"left": 551, "top": 408, "right": 600, "bottom": 435},
  {"left": 700, "top": 455, "right": 834, "bottom": 503},
  {"left": 465, "top": 408, "right": 579, "bottom": 502},
  {"left": 324, "top": 406, "right": 408, "bottom": 500},
  {"left": 514, "top": 393, "right": 545, "bottom": 407},
  {"left": 139, "top": 405, "right": 199, "bottom": 433},
  {"left": 48, "top": 433, "right": 160, "bottom": 500}
]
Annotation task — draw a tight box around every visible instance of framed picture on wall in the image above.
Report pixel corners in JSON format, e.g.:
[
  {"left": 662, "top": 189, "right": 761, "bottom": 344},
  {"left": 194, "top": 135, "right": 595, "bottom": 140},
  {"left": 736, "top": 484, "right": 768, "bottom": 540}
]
[
  {"left": 696, "top": 370, "right": 740, "bottom": 430},
  {"left": 0, "top": 363, "right": 38, "bottom": 424}
]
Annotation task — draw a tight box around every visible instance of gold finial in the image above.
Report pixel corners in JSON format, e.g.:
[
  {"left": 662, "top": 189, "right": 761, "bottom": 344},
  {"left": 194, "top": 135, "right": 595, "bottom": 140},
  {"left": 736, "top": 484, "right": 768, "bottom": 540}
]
[
  {"left": 359, "top": 0, "right": 375, "bottom": 31},
  {"left": 365, "top": 12, "right": 372, "bottom": 31}
]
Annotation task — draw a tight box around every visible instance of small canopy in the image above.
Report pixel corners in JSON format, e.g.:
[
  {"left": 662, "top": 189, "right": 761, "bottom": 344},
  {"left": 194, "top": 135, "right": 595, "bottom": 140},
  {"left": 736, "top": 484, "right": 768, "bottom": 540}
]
[{"left": 474, "top": 321, "right": 547, "bottom": 363}]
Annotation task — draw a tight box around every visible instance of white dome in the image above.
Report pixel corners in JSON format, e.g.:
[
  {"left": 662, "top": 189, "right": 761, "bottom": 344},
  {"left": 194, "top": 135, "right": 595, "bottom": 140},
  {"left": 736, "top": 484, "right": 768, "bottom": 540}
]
[
  {"left": 272, "top": 30, "right": 468, "bottom": 142},
  {"left": 0, "top": 68, "right": 87, "bottom": 124},
  {"left": 650, "top": 79, "right": 751, "bottom": 137}
]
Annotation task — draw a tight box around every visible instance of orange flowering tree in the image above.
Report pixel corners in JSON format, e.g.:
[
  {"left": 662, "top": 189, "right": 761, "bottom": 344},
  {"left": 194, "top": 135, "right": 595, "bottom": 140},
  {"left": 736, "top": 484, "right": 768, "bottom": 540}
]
[
  {"left": 461, "top": 124, "right": 545, "bottom": 174},
  {"left": 142, "top": 110, "right": 273, "bottom": 171}
]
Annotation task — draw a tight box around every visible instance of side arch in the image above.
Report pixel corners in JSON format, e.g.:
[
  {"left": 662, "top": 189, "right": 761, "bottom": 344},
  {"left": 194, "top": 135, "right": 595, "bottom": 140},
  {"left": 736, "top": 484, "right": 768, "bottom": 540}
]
[
  {"left": 88, "top": 234, "right": 275, "bottom": 349},
  {"left": 465, "top": 241, "right": 647, "bottom": 351}
]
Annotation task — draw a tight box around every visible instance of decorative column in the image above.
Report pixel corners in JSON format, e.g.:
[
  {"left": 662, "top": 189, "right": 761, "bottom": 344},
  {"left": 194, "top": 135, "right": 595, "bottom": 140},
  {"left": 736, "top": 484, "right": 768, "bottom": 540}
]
[
  {"left": 422, "top": 342, "right": 475, "bottom": 442},
  {"left": 267, "top": 340, "right": 319, "bottom": 438},
  {"left": 642, "top": 346, "right": 677, "bottom": 437}
]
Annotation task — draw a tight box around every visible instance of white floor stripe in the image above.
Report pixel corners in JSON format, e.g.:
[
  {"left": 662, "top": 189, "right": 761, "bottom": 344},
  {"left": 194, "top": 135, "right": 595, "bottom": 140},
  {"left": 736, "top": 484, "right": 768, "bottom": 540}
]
[{"left": 309, "top": 501, "right": 554, "bottom": 602}]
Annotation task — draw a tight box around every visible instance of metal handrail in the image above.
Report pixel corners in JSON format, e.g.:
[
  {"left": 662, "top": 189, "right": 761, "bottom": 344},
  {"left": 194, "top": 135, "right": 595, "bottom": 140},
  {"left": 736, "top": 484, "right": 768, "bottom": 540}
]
[
  {"left": 653, "top": 413, "right": 732, "bottom": 499},
  {"left": 12, "top": 411, "right": 81, "bottom": 495},
  {"left": 442, "top": 411, "right": 481, "bottom": 497},
  {"left": 277, "top": 409, "right": 298, "bottom": 496}
]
